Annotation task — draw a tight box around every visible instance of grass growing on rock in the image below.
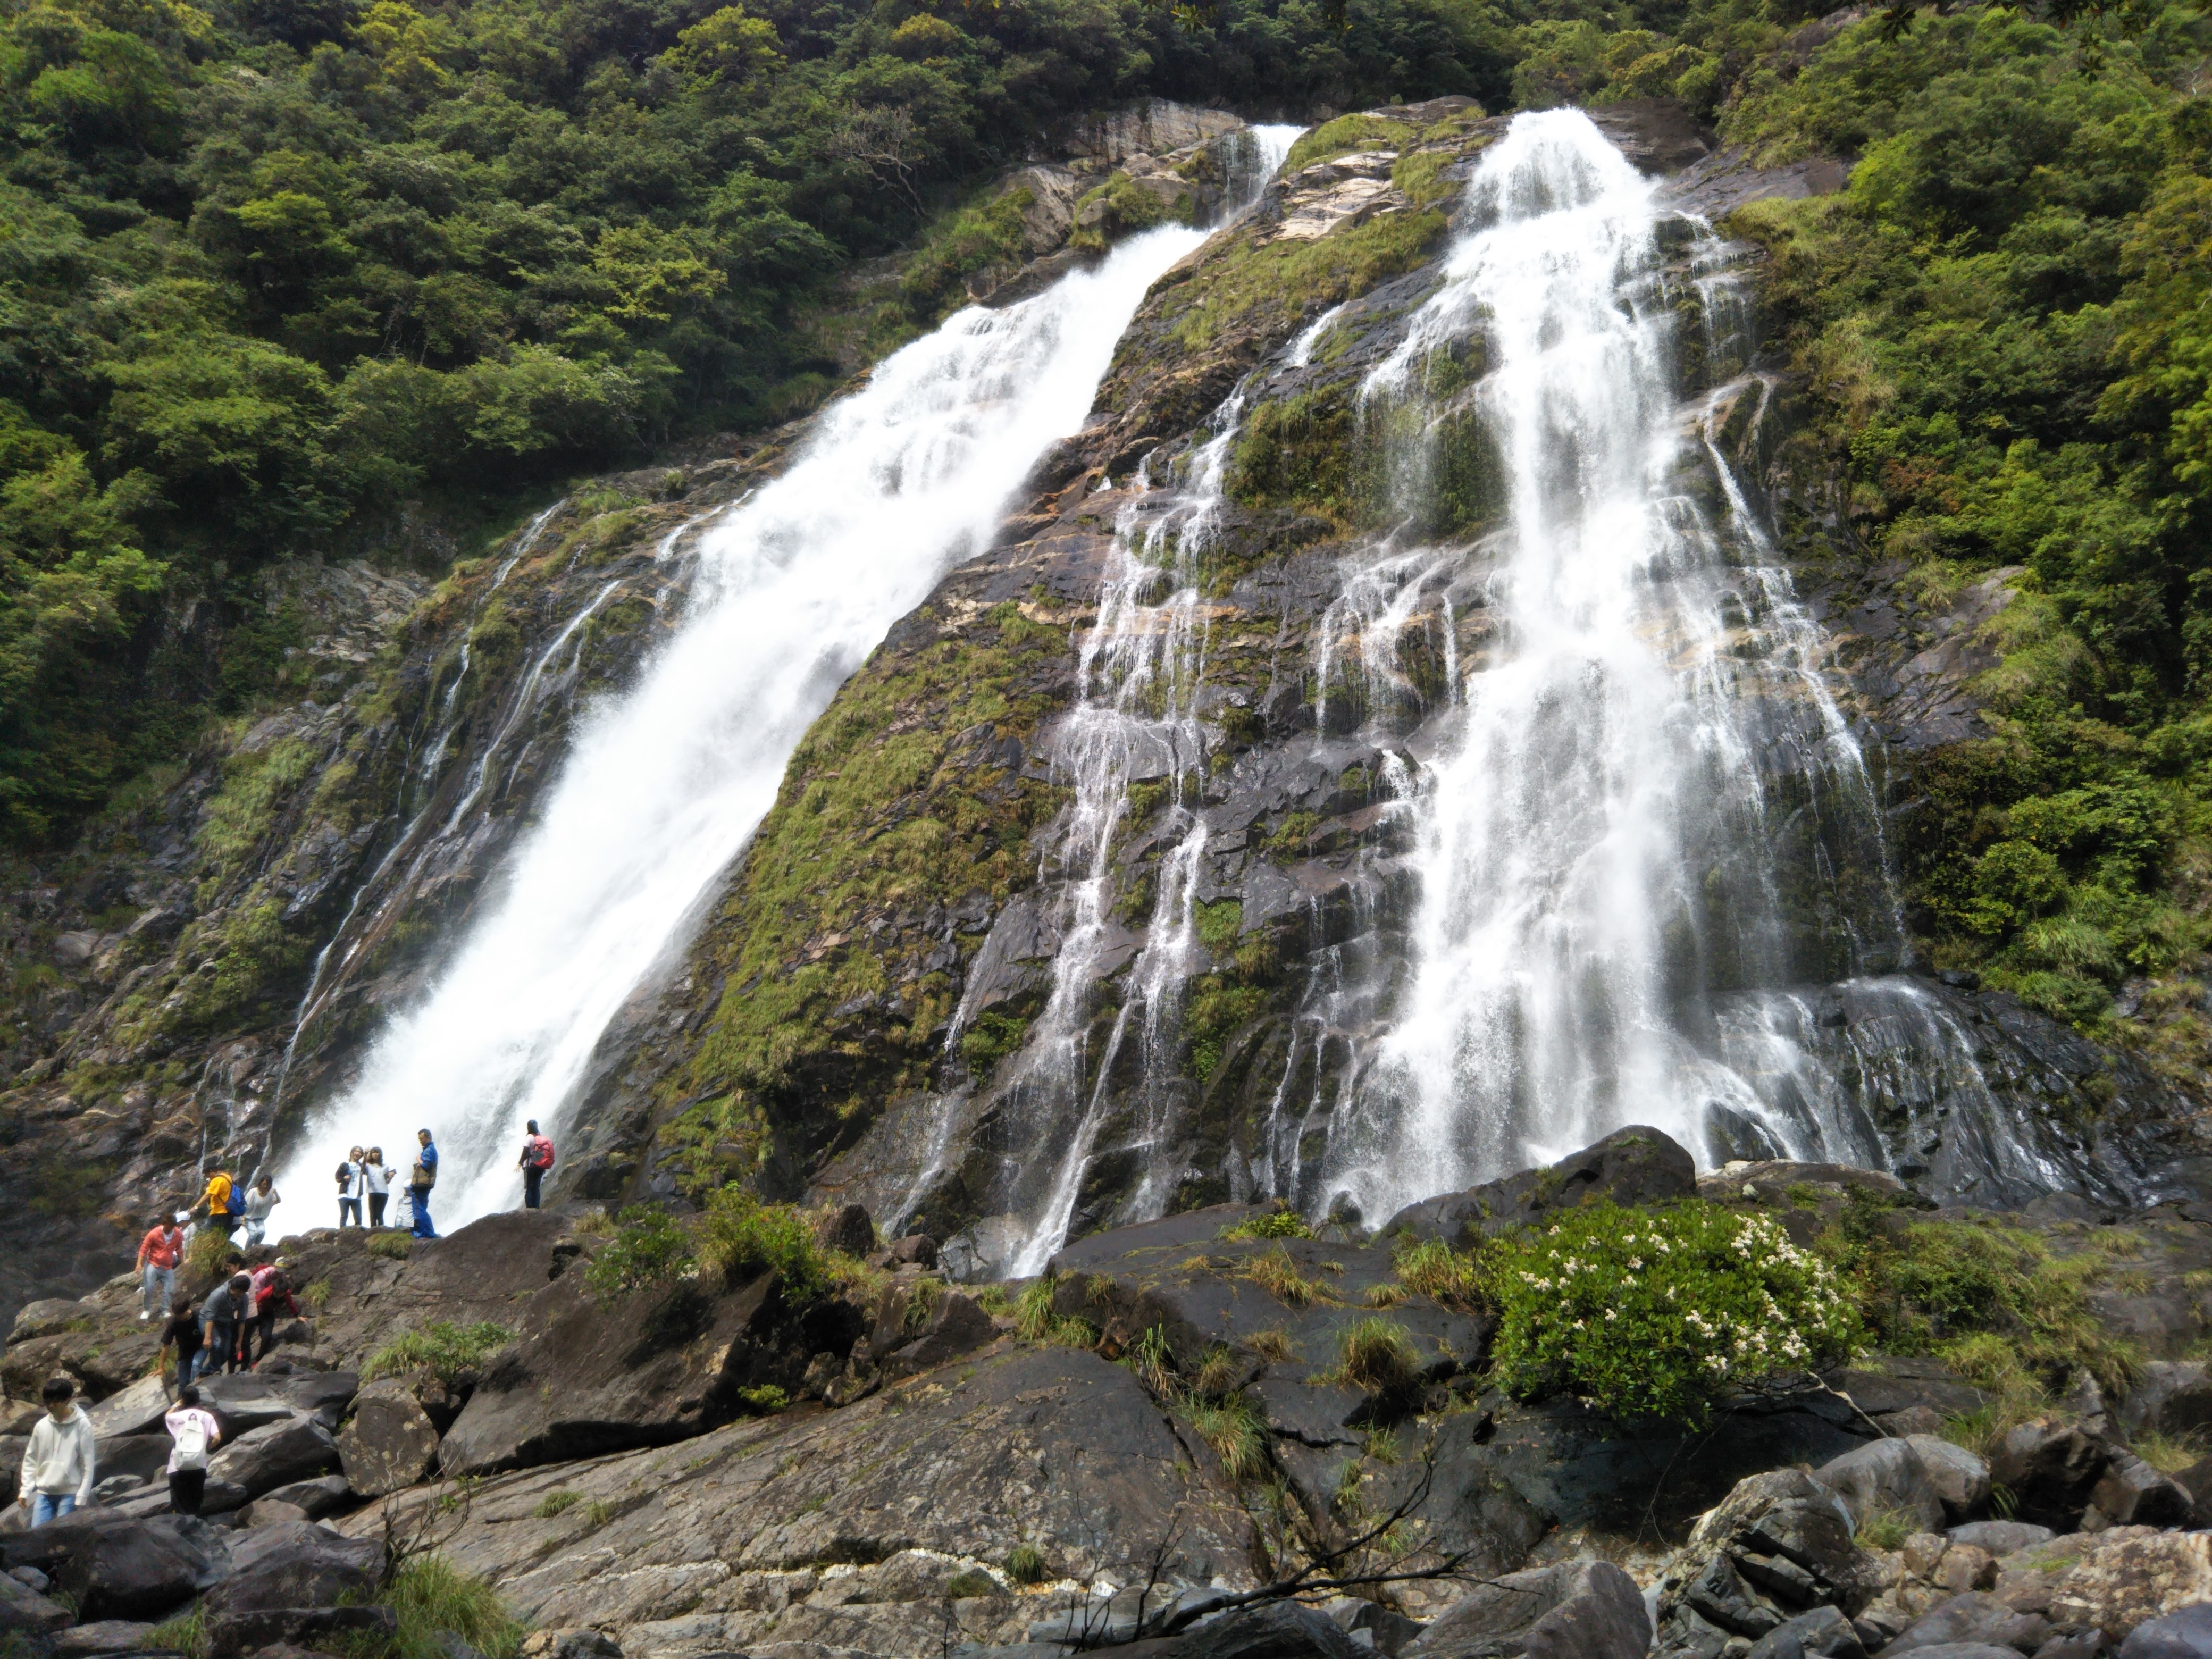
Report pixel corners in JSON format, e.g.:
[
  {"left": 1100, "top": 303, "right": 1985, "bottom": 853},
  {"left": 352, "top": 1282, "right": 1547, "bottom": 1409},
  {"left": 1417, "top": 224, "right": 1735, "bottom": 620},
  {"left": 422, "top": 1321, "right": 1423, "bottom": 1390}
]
[
  {"left": 1218, "top": 1205, "right": 1313, "bottom": 1242},
  {"left": 584, "top": 1207, "right": 696, "bottom": 1299},
  {"left": 698, "top": 1188, "right": 844, "bottom": 1304},
  {"left": 361, "top": 1322, "right": 514, "bottom": 1385},
  {"left": 372, "top": 1554, "right": 523, "bottom": 1659},
  {"left": 1337, "top": 1317, "right": 1421, "bottom": 1399},
  {"left": 1393, "top": 1237, "right": 1485, "bottom": 1311},
  {"left": 1244, "top": 1247, "right": 1332, "bottom": 1308},
  {"left": 366, "top": 1232, "right": 414, "bottom": 1262}
]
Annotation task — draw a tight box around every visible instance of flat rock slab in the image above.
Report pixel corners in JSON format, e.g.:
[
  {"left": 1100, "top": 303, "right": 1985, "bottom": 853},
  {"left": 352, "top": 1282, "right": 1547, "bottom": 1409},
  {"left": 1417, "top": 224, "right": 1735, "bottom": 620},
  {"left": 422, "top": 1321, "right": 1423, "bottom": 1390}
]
[{"left": 345, "top": 1342, "right": 1255, "bottom": 1643}]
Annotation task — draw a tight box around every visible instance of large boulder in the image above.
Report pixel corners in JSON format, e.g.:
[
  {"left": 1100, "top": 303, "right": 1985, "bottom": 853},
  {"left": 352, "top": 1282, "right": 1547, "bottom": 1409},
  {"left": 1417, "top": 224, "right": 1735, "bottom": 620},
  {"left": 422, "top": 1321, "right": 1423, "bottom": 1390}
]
[
  {"left": 1403, "top": 1561, "right": 1648, "bottom": 1659},
  {"left": 0, "top": 1513, "right": 230, "bottom": 1621},
  {"left": 439, "top": 1266, "right": 855, "bottom": 1477},
  {"left": 1815, "top": 1436, "right": 1988, "bottom": 1532},
  {"left": 258, "top": 1476, "right": 354, "bottom": 1520},
  {"left": 2119, "top": 1363, "right": 2212, "bottom": 1440},
  {"left": 336, "top": 1380, "right": 439, "bottom": 1497},
  {"left": 85, "top": 1376, "right": 175, "bottom": 1440},
  {"left": 1383, "top": 1127, "right": 1697, "bottom": 1245},
  {"left": 209, "top": 1417, "right": 341, "bottom": 1498},
  {"left": 0, "top": 1568, "right": 73, "bottom": 1631},
  {"left": 202, "top": 1519, "right": 387, "bottom": 1659},
  {"left": 1988, "top": 1420, "right": 2109, "bottom": 1531},
  {"left": 1652, "top": 1470, "right": 1878, "bottom": 1658},
  {"left": 206, "top": 1604, "right": 396, "bottom": 1658},
  {"left": 2121, "top": 1604, "right": 2212, "bottom": 1657},
  {"left": 2088, "top": 1451, "right": 2196, "bottom": 1530},
  {"left": 1875, "top": 1590, "right": 2051, "bottom": 1654},
  {"left": 2048, "top": 1532, "right": 2212, "bottom": 1645}
]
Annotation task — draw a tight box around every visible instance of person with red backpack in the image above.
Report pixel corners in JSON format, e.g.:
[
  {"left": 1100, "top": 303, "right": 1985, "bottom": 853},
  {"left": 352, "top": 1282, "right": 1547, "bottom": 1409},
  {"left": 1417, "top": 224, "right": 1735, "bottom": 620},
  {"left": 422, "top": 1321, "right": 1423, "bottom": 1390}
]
[{"left": 516, "top": 1120, "right": 555, "bottom": 1210}]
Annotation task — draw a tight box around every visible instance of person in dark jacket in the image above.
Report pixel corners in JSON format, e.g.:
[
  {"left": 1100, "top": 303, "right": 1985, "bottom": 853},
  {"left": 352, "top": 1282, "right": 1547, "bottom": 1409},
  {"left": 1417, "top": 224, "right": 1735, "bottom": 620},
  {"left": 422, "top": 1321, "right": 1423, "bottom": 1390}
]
[
  {"left": 159, "top": 1293, "right": 201, "bottom": 1390},
  {"left": 197, "top": 1274, "right": 249, "bottom": 1379}
]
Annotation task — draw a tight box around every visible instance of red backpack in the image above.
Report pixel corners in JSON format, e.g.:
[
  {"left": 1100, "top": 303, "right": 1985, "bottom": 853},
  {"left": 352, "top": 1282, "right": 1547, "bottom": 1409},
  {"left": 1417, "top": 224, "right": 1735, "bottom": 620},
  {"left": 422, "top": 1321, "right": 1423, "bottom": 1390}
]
[{"left": 527, "top": 1134, "right": 555, "bottom": 1171}]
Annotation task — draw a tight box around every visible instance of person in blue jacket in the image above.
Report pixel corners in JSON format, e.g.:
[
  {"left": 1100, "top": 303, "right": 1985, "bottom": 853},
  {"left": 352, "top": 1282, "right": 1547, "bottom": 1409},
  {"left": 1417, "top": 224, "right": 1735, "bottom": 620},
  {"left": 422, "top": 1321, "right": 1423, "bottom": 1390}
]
[{"left": 409, "top": 1128, "right": 440, "bottom": 1239}]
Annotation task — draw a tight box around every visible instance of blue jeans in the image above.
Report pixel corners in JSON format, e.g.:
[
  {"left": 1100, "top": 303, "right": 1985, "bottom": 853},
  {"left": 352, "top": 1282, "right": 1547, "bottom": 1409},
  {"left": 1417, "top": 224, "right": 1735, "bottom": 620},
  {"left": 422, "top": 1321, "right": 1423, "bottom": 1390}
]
[
  {"left": 30, "top": 1494, "right": 75, "bottom": 1527},
  {"left": 410, "top": 1191, "right": 435, "bottom": 1238},
  {"left": 142, "top": 1263, "right": 174, "bottom": 1317},
  {"left": 195, "top": 1323, "right": 234, "bottom": 1377}
]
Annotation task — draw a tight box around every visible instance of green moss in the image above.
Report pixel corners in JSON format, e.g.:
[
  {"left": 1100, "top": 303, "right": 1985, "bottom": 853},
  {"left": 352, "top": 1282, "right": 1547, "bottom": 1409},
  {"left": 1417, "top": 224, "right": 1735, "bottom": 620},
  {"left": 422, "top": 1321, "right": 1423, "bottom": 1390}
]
[
  {"left": 668, "top": 600, "right": 1069, "bottom": 1164},
  {"left": 1195, "top": 900, "right": 1242, "bottom": 953},
  {"left": 194, "top": 736, "right": 317, "bottom": 885},
  {"left": 1068, "top": 172, "right": 1185, "bottom": 255},
  {"left": 960, "top": 1009, "right": 1032, "bottom": 1074},
  {"left": 1151, "top": 208, "right": 1449, "bottom": 356},
  {"left": 1230, "top": 388, "right": 1362, "bottom": 520},
  {"left": 1284, "top": 115, "right": 1404, "bottom": 172}
]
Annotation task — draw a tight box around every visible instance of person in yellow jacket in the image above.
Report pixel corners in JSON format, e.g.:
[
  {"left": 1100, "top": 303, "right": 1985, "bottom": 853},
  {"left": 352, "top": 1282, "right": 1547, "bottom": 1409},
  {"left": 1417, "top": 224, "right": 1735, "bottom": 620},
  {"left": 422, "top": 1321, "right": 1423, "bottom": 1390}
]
[{"left": 196, "top": 1163, "right": 240, "bottom": 1239}]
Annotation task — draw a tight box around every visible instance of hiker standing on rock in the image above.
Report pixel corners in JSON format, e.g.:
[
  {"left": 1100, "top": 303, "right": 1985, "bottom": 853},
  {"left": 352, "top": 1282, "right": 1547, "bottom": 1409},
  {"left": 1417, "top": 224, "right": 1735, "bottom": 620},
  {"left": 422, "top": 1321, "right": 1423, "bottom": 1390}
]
[
  {"left": 197, "top": 1162, "right": 243, "bottom": 1239},
  {"left": 136, "top": 1212, "right": 184, "bottom": 1322},
  {"left": 160, "top": 1292, "right": 201, "bottom": 1391},
  {"left": 337, "top": 1146, "right": 364, "bottom": 1227},
  {"left": 517, "top": 1120, "right": 555, "bottom": 1210},
  {"left": 246, "top": 1258, "right": 300, "bottom": 1364},
  {"left": 163, "top": 1385, "right": 221, "bottom": 1515},
  {"left": 197, "top": 1273, "right": 250, "bottom": 1379},
  {"left": 409, "top": 1129, "right": 439, "bottom": 1239},
  {"left": 364, "top": 1147, "right": 392, "bottom": 1228},
  {"left": 18, "top": 1377, "right": 94, "bottom": 1526},
  {"left": 242, "top": 1175, "right": 280, "bottom": 1246}
]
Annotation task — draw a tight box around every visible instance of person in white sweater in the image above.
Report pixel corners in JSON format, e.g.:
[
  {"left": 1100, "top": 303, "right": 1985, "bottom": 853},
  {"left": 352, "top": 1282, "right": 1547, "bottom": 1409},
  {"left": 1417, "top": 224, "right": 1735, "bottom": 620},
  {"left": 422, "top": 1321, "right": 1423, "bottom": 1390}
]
[{"left": 18, "top": 1376, "right": 95, "bottom": 1525}]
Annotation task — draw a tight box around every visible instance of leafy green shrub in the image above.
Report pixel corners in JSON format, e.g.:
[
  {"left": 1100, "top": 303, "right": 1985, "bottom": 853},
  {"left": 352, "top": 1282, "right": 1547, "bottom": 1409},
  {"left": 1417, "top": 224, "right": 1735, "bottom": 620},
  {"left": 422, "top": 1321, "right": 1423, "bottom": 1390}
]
[
  {"left": 1489, "top": 1201, "right": 1861, "bottom": 1427},
  {"left": 735, "top": 1384, "right": 789, "bottom": 1414},
  {"left": 583, "top": 1206, "right": 696, "bottom": 1301},
  {"left": 959, "top": 1010, "right": 1031, "bottom": 1074},
  {"left": 696, "top": 1186, "right": 837, "bottom": 1303},
  {"left": 1822, "top": 1213, "right": 2138, "bottom": 1397},
  {"left": 1006, "top": 1544, "right": 1048, "bottom": 1585},
  {"left": 1218, "top": 1204, "right": 1313, "bottom": 1242},
  {"left": 361, "top": 1321, "right": 514, "bottom": 1385}
]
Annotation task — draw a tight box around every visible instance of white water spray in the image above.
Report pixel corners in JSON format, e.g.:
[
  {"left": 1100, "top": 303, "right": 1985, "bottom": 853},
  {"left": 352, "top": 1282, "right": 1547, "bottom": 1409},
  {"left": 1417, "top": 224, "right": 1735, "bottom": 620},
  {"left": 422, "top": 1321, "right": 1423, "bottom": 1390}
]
[{"left": 274, "top": 219, "right": 1229, "bottom": 1228}]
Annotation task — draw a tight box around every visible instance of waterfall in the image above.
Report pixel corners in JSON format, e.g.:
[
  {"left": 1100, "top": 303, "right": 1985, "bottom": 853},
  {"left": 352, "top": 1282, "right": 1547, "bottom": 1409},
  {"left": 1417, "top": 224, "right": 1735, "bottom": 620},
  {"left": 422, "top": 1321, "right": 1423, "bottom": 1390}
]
[{"left": 271, "top": 210, "right": 1247, "bottom": 1228}]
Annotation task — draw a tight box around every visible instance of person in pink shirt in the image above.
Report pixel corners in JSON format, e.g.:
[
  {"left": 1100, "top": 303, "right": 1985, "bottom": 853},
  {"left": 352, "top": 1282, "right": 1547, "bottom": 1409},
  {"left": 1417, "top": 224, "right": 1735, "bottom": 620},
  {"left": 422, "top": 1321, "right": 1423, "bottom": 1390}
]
[{"left": 135, "top": 1213, "right": 185, "bottom": 1322}]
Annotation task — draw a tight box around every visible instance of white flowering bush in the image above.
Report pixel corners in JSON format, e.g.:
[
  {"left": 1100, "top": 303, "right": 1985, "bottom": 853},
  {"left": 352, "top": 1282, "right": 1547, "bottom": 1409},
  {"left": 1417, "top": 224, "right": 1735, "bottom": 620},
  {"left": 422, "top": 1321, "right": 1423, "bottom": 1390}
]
[{"left": 1488, "top": 1200, "right": 1862, "bottom": 1427}]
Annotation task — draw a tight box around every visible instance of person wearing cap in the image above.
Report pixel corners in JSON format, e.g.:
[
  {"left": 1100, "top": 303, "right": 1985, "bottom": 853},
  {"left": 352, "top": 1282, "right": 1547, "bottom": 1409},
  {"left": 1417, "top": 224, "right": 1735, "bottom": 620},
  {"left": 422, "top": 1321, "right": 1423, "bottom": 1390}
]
[
  {"left": 18, "top": 1377, "right": 94, "bottom": 1525},
  {"left": 136, "top": 1213, "right": 185, "bottom": 1322},
  {"left": 241, "top": 1175, "right": 281, "bottom": 1246},
  {"left": 409, "top": 1129, "right": 439, "bottom": 1239}
]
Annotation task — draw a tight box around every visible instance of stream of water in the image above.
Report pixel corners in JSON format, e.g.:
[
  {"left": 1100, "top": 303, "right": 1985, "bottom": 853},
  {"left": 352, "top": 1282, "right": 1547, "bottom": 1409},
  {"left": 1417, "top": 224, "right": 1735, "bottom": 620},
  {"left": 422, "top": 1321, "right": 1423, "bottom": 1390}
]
[{"left": 272, "top": 208, "right": 1256, "bottom": 1225}]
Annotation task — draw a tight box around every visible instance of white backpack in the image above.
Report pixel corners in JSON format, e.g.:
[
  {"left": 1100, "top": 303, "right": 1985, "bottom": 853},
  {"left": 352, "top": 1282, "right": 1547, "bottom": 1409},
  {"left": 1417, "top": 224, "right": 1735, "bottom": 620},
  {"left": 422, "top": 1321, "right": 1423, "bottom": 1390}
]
[{"left": 171, "top": 1411, "right": 210, "bottom": 1471}]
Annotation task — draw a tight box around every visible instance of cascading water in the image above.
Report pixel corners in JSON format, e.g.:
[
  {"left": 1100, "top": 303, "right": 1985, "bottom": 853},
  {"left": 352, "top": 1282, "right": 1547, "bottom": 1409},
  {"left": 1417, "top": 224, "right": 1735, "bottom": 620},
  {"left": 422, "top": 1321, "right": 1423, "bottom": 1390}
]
[
  {"left": 1308, "top": 112, "right": 1907, "bottom": 1218},
  {"left": 272, "top": 199, "right": 1263, "bottom": 1226}
]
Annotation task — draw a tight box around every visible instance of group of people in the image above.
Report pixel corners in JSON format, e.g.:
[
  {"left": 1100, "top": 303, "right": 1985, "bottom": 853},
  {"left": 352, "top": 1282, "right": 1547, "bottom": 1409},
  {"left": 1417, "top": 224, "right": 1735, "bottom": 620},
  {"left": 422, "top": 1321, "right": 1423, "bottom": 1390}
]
[
  {"left": 18, "top": 1373, "right": 231, "bottom": 1522},
  {"left": 12, "top": 1122, "right": 568, "bottom": 1530}
]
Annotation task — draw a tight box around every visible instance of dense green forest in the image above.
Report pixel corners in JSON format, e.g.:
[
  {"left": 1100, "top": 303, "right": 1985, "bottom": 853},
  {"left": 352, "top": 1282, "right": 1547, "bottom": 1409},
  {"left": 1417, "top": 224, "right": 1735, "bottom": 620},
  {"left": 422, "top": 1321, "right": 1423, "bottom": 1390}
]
[{"left": 6, "top": 0, "right": 2212, "bottom": 1052}]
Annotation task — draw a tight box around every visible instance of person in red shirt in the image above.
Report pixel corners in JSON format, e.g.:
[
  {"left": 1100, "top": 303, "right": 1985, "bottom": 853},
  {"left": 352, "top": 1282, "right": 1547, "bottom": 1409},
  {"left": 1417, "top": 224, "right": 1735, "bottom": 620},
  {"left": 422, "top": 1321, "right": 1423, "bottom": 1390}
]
[
  {"left": 136, "top": 1214, "right": 185, "bottom": 1323},
  {"left": 244, "top": 1259, "right": 301, "bottom": 1367}
]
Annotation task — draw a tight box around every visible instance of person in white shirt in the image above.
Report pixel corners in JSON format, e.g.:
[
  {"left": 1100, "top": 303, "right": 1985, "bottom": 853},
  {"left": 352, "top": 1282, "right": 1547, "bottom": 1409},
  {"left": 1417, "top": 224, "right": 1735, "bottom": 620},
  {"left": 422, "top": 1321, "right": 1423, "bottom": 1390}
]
[
  {"left": 18, "top": 1376, "right": 95, "bottom": 1525},
  {"left": 162, "top": 1385, "right": 222, "bottom": 1515},
  {"left": 338, "top": 1147, "right": 364, "bottom": 1227},
  {"left": 241, "top": 1176, "right": 280, "bottom": 1246},
  {"left": 363, "top": 1149, "right": 392, "bottom": 1229}
]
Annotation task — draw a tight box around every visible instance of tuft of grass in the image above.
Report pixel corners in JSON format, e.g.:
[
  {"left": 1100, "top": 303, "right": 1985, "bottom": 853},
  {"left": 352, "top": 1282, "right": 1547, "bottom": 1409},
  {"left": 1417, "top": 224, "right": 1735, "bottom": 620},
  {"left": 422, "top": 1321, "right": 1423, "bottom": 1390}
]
[
  {"left": 1014, "top": 1275, "right": 1099, "bottom": 1348},
  {"left": 698, "top": 1186, "right": 844, "bottom": 1304},
  {"left": 1245, "top": 1246, "right": 1329, "bottom": 1308},
  {"left": 1859, "top": 1506, "right": 1917, "bottom": 1551},
  {"left": 1185, "top": 1391, "right": 1268, "bottom": 1480},
  {"left": 572, "top": 1210, "right": 616, "bottom": 1238},
  {"left": 973, "top": 1283, "right": 1012, "bottom": 1316},
  {"left": 361, "top": 1321, "right": 513, "bottom": 1385},
  {"left": 533, "top": 1490, "right": 583, "bottom": 1518},
  {"left": 185, "top": 1228, "right": 232, "bottom": 1281},
  {"left": 1337, "top": 1317, "right": 1421, "bottom": 1398},
  {"left": 583, "top": 1206, "right": 695, "bottom": 1300},
  {"left": 735, "top": 1384, "right": 789, "bottom": 1414},
  {"left": 2089, "top": 1228, "right": 2149, "bottom": 1259},
  {"left": 1192, "top": 1348, "right": 1241, "bottom": 1401},
  {"left": 1219, "top": 1205, "right": 1314, "bottom": 1243},
  {"left": 1360, "top": 1425, "right": 1402, "bottom": 1465},
  {"left": 1393, "top": 1237, "right": 1485, "bottom": 1311},
  {"left": 583, "top": 1499, "right": 614, "bottom": 1527},
  {"left": 943, "top": 1569, "right": 999, "bottom": 1599},
  {"left": 1247, "top": 1327, "right": 1296, "bottom": 1363},
  {"left": 2134, "top": 1428, "right": 2208, "bottom": 1475},
  {"left": 150, "top": 1604, "right": 204, "bottom": 1659},
  {"left": 374, "top": 1553, "right": 524, "bottom": 1659},
  {"left": 303, "top": 1277, "right": 332, "bottom": 1312},
  {"left": 1007, "top": 1543, "right": 1048, "bottom": 1585},
  {"left": 1364, "top": 1283, "right": 1410, "bottom": 1308},
  {"left": 366, "top": 1231, "right": 414, "bottom": 1262}
]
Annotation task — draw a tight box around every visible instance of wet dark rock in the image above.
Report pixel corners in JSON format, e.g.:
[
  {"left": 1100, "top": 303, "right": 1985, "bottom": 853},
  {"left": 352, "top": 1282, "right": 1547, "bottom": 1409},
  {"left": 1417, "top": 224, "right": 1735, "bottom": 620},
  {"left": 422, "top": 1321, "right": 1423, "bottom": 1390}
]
[
  {"left": 0, "top": 1513, "right": 230, "bottom": 1621},
  {"left": 2119, "top": 1363, "right": 2212, "bottom": 1439},
  {"left": 253, "top": 1477, "right": 352, "bottom": 1521},
  {"left": 1989, "top": 1422, "right": 2112, "bottom": 1532},
  {"left": 1652, "top": 1470, "right": 1879, "bottom": 1658},
  {"left": 51, "top": 1618, "right": 166, "bottom": 1654},
  {"left": 1948, "top": 1523, "right": 2052, "bottom": 1555},
  {"left": 437, "top": 1262, "right": 828, "bottom": 1477},
  {"left": 1403, "top": 1560, "right": 1648, "bottom": 1659},
  {"left": 2087, "top": 1452, "right": 2195, "bottom": 1530},
  {"left": 1744, "top": 1606, "right": 1866, "bottom": 1658},
  {"left": 1876, "top": 1591, "right": 2051, "bottom": 1654},
  {"left": 0, "top": 1565, "right": 74, "bottom": 1630},
  {"left": 206, "top": 1605, "right": 397, "bottom": 1659},
  {"left": 2120, "top": 1603, "right": 2212, "bottom": 1655},
  {"left": 1383, "top": 1125, "right": 1697, "bottom": 1245},
  {"left": 814, "top": 1203, "right": 876, "bottom": 1257}
]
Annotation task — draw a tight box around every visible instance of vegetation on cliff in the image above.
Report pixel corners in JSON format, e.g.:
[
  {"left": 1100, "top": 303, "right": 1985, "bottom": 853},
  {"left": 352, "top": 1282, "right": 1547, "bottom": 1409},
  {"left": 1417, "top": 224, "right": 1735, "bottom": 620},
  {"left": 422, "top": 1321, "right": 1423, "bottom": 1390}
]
[
  {"left": 0, "top": 0, "right": 1514, "bottom": 848},
  {"left": 1727, "top": 2, "right": 2212, "bottom": 1052}
]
